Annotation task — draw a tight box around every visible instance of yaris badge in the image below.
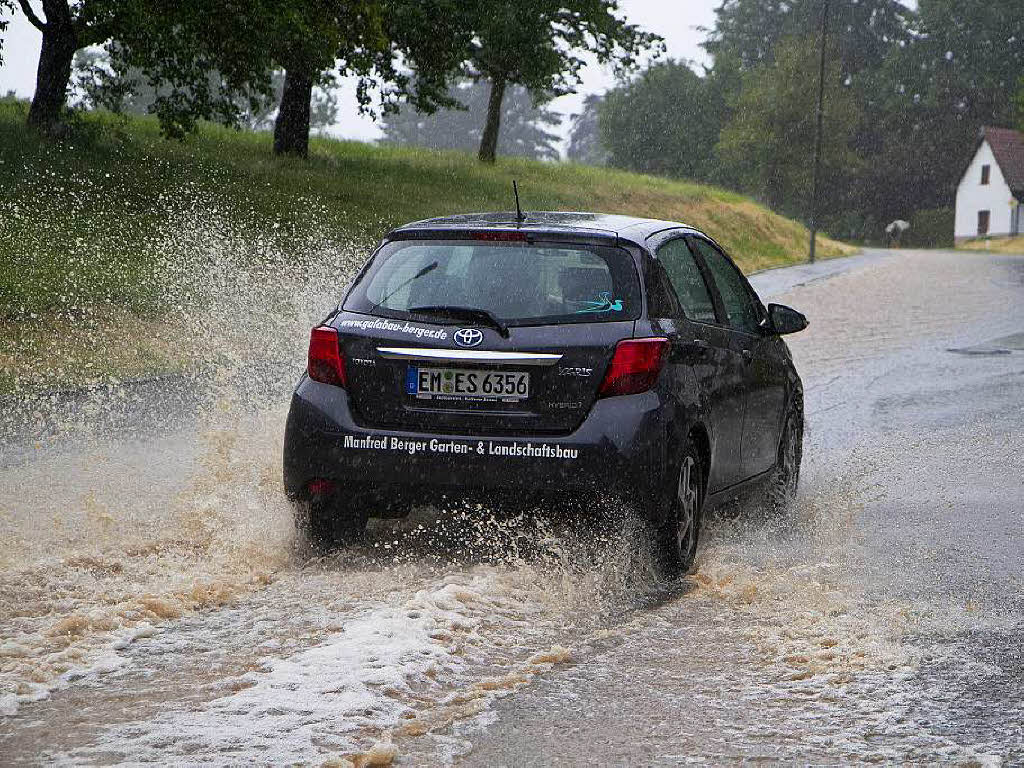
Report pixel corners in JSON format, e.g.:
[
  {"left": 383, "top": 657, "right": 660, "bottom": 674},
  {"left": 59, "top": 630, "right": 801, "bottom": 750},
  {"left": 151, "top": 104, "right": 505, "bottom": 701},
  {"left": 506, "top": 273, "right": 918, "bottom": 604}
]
[{"left": 454, "top": 328, "right": 483, "bottom": 347}]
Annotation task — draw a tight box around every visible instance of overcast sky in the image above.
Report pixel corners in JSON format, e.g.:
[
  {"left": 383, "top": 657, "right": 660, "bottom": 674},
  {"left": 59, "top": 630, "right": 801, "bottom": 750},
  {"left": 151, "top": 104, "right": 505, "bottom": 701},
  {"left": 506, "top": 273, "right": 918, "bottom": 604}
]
[{"left": 0, "top": 1, "right": 717, "bottom": 145}]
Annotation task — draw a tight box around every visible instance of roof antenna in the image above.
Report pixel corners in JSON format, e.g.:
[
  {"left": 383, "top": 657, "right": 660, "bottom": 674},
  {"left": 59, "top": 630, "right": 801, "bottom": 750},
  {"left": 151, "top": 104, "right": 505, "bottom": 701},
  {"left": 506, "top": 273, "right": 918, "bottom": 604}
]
[{"left": 513, "top": 180, "right": 525, "bottom": 226}]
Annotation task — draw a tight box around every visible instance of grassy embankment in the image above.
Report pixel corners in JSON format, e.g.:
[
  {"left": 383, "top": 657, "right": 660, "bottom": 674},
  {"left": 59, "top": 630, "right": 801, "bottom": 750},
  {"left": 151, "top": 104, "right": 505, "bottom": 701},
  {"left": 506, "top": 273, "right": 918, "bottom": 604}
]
[
  {"left": 956, "top": 236, "right": 1024, "bottom": 254},
  {"left": 0, "top": 101, "right": 853, "bottom": 395}
]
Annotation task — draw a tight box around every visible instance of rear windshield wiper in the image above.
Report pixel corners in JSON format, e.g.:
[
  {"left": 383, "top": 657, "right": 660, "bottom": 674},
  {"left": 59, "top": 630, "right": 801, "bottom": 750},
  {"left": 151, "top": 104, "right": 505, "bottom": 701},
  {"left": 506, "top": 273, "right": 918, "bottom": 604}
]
[
  {"left": 407, "top": 305, "right": 510, "bottom": 338},
  {"left": 374, "top": 261, "right": 438, "bottom": 308}
]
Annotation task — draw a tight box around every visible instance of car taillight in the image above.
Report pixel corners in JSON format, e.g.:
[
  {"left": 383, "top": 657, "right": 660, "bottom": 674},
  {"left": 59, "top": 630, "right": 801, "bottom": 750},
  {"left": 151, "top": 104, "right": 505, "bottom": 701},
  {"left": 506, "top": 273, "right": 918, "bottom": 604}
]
[
  {"left": 307, "top": 326, "right": 347, "bottom": 387},
  {"left": 307, "top": 478, "right": 336, "bottom": 495},
  {"left": 598, "top": 338, "right": 669, "bottom": 398}
]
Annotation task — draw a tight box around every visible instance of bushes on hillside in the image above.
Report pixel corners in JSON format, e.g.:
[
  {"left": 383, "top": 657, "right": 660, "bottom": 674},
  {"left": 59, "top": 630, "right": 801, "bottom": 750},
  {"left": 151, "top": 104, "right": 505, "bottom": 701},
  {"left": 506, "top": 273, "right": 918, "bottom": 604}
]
[{"left": 905, "top": 209, "right": 954, "bottom": 248}]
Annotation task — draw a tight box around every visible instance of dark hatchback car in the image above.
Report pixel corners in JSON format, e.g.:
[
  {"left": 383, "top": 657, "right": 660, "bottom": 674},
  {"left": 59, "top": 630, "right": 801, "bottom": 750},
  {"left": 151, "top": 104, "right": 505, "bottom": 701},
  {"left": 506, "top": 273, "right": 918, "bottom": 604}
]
[{"left": 284, "top": 212, "right": 807, "bottom": 571}]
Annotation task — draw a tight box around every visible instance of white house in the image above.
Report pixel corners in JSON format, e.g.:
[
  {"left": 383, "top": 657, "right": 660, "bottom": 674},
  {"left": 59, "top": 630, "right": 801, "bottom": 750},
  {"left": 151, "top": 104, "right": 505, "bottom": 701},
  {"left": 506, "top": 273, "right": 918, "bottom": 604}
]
[{"left": 955, "top": 126, "right": 1024, "bottom": 242}]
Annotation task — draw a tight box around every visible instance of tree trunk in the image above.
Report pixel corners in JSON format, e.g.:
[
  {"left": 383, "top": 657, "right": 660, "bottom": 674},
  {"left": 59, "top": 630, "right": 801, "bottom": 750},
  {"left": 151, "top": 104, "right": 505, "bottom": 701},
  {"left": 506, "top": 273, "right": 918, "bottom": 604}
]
[
  {"left": 477, "top": 76, "right": 506, "bottom": 163},
  {"left": 273, "top": 68, "right": 314, "bottom": 158},
  {"left": 26, "top": 7, "right": 77, "bottom": 133}
]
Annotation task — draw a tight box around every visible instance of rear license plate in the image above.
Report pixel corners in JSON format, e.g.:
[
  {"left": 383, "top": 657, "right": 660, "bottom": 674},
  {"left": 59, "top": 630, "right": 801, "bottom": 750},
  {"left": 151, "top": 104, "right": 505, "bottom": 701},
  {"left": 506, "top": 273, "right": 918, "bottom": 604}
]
[{"left": 406, "top": 367, "right": 529, "bottom": 401}]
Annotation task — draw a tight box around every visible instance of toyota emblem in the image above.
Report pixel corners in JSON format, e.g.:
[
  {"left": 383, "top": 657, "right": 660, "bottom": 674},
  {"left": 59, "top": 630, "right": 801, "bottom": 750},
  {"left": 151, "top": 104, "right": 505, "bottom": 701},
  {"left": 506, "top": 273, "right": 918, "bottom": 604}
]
[{"left": 454, "top": 328, "right": 483, "bottom": 348}]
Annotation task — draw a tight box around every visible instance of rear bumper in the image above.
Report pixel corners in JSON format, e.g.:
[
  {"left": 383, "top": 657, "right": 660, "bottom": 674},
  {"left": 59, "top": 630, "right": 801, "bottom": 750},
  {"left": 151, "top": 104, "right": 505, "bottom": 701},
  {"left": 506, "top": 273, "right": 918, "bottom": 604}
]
[{"left": 283, "top": 377, "right": 668, "bottom": 507}]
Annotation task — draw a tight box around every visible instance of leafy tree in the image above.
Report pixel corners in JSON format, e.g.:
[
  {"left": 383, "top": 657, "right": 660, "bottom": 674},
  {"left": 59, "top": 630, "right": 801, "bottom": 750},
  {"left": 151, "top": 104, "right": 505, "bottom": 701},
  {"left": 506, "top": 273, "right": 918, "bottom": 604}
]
[
  {"left": 6, "top": 0, "right": 280, "bottom": 137},
  {"left": 74, "top": 54, "right": 339, "bottom": 133},
  {"left": 1015, "top": 76, "right": 1024, "bottom": 133},
  {"left": 100, "top": 0, "right": 470, "bottom": 155},
  {"left": 10, "top": 0, "right": 124, "bottom": 132},
  {"left": 912, "top": 0, "right": 1024, "bottom": 131},
  {"left": 0, "top": 1, "right": 15, "bottom": 65},
  {"left": 567, "top": 93, "right": 607, "bottom": 166},
  {"left": 263, "top": 0, "right": 384, "bottom": 156},
  {"left": 380, "top": 80, "right": 561, "bottom": 161},
  {"left": 598, "top": 59, "right": 734, "bottom": 182},
  {"left": 703, "top": 0, "right": 912, "bottom": 81},
  {"left": 703, "top": 0, "right": 913, "bottom": 227},
  {"left": 466, "top": 0, "right": 661, "bottom": 163},
  {"left": 703, "top": 0, "right": 1023, "bottom": 240},
  {"left": 92, "top": 0, "right": 367, "bottom": 146},
  {"left": 266, "top": 0, "right": 478, "bottom": 155},
  {"left": 715, "top": 37, "right": 861, "bottom": 221},
  {"left": 852, "top": 0, "right": 1024, "bottom": 234},
  {"left": 266, "top": 72, "right": 339, "bottom": 135}
]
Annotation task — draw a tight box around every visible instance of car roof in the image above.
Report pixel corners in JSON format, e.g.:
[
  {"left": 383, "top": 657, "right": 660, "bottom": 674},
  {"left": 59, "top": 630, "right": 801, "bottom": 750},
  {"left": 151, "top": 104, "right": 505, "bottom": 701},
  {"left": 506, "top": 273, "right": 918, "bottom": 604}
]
[{"left": 388, "top": 211, "right": 701, "bottom": 248}]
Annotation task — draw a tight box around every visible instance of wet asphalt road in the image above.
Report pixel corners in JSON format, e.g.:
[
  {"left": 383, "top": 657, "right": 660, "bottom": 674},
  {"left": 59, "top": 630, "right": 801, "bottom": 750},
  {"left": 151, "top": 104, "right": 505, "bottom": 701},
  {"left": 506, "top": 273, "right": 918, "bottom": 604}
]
[
  {"left": 454, "top": 248, "right": 1024, "bottom": 765},
  {"left": 1, "top": 247, "right": 1022, "bottom": 765}
]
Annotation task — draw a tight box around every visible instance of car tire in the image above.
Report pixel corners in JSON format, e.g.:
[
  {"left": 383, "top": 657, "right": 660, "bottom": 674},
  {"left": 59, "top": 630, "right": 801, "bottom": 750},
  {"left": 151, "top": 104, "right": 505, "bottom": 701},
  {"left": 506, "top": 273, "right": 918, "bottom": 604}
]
[
  {"left": 766, "top": 405, "right": 803, "bottom": 512},
  {"left": 297, "top": 495, "right": 369, "bottom": 550},
  {"left": 655, "top": 438, "right": 705, "bottom": 575}
]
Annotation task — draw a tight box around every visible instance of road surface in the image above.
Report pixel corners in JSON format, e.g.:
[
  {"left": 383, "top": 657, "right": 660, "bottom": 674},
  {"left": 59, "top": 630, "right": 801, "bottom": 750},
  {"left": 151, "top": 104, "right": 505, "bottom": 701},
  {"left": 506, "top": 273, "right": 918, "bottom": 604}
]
[{"left": 1, "top": 248, "right": 1021, "bottom": 765}]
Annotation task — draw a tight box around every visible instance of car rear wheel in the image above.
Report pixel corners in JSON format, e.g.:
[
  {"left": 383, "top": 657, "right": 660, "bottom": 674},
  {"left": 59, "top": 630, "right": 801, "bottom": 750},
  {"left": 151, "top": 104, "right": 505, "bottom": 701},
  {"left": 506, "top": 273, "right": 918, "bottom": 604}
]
[
  {"left": 656, "top": 440, "right": 705, "bottom": 575},
  {"left": 766, "top": 407, "right": 803, "bottom": 512},
  {"left": 297, "top": 496, "right": 369, "bottom": 550}
]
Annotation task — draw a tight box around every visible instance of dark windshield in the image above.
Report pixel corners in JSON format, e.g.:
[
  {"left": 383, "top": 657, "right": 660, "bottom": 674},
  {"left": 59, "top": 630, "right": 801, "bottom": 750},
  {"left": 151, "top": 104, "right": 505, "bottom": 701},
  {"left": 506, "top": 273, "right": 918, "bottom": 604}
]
[{"left": 344, "top": 239, "right": 641, "bottom": 326}]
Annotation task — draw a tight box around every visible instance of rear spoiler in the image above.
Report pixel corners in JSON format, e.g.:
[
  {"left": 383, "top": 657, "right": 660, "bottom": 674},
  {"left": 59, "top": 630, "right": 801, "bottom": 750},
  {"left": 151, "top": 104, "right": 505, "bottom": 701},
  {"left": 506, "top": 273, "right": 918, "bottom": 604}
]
[{"left": 385, "top": 227, "right": 624, "bottom": 248}]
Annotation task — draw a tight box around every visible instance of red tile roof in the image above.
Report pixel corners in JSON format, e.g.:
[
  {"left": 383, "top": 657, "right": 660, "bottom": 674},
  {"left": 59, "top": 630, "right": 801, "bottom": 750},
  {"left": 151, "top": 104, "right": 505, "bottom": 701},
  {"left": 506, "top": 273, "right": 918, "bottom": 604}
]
[{"left": 983, "top": 126, "right": 1024, "bottom": 195}]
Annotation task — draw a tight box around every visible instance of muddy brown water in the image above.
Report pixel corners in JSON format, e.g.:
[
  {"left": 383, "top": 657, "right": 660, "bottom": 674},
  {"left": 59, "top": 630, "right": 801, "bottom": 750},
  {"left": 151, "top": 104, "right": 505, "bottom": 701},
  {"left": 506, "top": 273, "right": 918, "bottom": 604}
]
[{"left": 1, "top": 249, "right": 1022, "bottom": 765}]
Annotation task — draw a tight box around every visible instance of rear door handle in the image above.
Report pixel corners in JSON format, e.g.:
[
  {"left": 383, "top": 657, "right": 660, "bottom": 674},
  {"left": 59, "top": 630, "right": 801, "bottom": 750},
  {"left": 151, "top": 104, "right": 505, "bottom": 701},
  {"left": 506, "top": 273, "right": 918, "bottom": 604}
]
[{"left": 675, "top": 339, "right": 712, "bottom": 363}]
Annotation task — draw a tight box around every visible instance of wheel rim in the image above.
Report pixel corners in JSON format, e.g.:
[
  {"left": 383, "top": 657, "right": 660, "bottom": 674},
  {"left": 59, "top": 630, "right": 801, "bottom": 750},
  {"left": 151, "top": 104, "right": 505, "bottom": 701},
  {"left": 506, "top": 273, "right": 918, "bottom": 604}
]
[{"left": 676, "top": 455, "right": 701, "bottom": 559}]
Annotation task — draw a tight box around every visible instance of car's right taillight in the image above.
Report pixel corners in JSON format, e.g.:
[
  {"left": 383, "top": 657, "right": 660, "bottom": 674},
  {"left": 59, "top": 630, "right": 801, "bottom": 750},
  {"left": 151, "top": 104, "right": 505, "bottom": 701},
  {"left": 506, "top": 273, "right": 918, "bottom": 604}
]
[
  {"left": 307, "top": 326, "right": 347, "bottom": 387},
  {"left": 597, "top": 338, "right": 669, "bottom": 398}
]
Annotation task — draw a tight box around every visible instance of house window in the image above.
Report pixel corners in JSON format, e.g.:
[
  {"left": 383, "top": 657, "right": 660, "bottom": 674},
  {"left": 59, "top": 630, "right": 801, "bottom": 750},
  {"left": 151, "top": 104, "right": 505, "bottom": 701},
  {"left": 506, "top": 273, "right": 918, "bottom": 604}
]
[
  {"left": 978, "top": 210, "right": 990, "bottom": 236},
  {"left": 981, "top": 165, "right": 990, "bottom": 185}
]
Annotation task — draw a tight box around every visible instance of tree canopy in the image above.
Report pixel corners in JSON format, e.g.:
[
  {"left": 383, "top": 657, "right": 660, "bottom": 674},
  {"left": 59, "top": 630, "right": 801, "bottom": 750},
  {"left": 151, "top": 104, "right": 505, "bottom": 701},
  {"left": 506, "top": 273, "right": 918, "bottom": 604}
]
[
  {"left": 599, "top": 60, "right": 730, "bottom": 182},
  {"left": 98, "top": 0, "right": 469, "bottom": 152},
  {"left": 8, "top": 0, "right": 472, "bottom": 152},
  {"left": 567, "top": 93, "right": 607, "bottom": 166},
  {"left": 380, "top": 80, "right": 561, "bottom": 161},
  {"left": 0, "top": 1, "right": 14, "bottom": 66},
  {"left": 591, "top": 0, "right": 1024, "bottom": 244},
  {"left": 74, "top": 56, "right": 340, "bottom": 133},
  {"left": 716, "top": 37, "right": 861, "bottom": 220},
  {"left": 1016, "top": 76, "right": 1024, "bottom": 133},
  {"left": 465, "top": 0, "right": 661, "bottom": 162},
  {"left": 11, "top": 0, "right": 127, "bottom": 130},
  {"left": 703, "top": 0, "right": 912, "bottom": 80},
  {"left": 8, "top": 0, "right": 661, "bottom": 163}
]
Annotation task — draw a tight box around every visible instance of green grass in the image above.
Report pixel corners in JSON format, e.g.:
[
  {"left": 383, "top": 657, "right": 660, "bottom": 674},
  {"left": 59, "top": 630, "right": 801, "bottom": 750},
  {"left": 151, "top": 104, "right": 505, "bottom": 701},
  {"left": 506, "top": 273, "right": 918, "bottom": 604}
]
[
  {"left": 955, "top": 235, "right": 1024, "bottom": 254},
  {"left": 0, "top": 101, "right": 853, "bottom": 394}
]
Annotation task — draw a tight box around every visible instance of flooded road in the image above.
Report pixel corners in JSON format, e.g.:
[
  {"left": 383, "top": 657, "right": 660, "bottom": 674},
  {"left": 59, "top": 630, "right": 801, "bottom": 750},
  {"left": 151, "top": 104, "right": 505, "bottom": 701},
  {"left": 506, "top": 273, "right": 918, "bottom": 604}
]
[
  {"left": 1, "top": 248, "right": 1022, "bottom": 764},
  {"left": 461, "top": 249, "right": 1024, "bottom": 765}
]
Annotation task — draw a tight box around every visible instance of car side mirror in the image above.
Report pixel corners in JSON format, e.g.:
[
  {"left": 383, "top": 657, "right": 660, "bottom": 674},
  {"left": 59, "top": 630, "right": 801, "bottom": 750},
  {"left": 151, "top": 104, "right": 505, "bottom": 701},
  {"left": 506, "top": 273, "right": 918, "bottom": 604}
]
[{"left": 767, "top": 303, "right": 808, "bottom": 335}]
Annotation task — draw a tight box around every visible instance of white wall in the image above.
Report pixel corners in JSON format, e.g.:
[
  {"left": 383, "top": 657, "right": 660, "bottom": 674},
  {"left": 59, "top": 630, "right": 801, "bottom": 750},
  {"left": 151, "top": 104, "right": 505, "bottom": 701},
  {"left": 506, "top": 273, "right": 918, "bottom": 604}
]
[{"left": 955, "top": 140, "right": 1019, "bottom": 240}]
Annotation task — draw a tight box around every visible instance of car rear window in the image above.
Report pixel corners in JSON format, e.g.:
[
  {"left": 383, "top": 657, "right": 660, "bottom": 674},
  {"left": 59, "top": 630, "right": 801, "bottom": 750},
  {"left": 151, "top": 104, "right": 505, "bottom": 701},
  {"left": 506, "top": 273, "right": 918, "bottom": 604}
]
[{"left": 344, "top": 239, "right": 641, "bottom": 326}]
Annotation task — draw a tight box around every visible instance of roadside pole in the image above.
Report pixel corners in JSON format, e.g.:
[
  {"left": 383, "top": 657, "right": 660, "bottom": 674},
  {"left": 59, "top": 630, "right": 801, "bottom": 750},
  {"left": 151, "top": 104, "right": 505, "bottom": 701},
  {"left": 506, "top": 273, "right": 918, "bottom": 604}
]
[{"left": 809, "top": 0, "right": 829, "bottom": 264}]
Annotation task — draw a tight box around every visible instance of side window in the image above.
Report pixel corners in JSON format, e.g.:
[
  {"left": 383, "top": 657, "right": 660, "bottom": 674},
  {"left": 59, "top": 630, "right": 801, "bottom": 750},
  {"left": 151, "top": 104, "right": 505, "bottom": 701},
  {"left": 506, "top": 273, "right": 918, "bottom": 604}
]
[
  {"left": 689, "top": 238, "right": 762, "bottom": 334},
  {"left": 655, "top": 238, "right": 718, "bottom": 323},
  {"left": 646, "top": 259, "right": 684, "bottom": 318}
]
